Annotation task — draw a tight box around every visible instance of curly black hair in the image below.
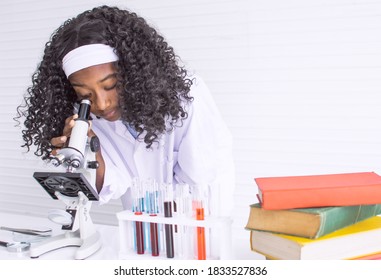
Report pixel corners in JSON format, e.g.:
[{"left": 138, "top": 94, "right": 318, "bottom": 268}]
[{"left": 15, "top": 5, "right": 193, "bottom": 160}]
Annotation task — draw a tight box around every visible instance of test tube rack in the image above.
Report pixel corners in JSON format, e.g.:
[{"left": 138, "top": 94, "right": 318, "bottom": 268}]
[{"left": 116, "top": 210, "right": 233, "bottom": 260}]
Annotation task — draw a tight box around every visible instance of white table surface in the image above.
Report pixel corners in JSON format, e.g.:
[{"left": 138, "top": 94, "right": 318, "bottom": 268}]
[
  {"left": 0, "top": 211, "right": 263, "bottom": 260},
  {"left": 0, "top": 211, "right": 119, "bottom": 260}
]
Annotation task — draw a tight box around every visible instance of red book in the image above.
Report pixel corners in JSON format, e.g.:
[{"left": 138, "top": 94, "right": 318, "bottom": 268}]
[
  {"left": 255, "top": 172, "right": 381, "bottom": 210},
  {"left": 351, "top": 251, "right": 381, "bottom": 260}
]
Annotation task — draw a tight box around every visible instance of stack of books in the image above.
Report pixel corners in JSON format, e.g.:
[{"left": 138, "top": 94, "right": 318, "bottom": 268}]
[{"left": 245, "top": 172, "right": 381, "bottom": 260}]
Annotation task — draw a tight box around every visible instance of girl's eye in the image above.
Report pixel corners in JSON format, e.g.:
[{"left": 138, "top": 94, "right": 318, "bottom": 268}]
[{"left": 105, "top": 83, "right": 117, "bottom": 91}]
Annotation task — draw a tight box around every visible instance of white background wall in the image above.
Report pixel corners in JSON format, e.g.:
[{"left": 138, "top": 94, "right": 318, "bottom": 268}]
[{"left": 1, "top": 0, "right": 381, "bottom": 259}]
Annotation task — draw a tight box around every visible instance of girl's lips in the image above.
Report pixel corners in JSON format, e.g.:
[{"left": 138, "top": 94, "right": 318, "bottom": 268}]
[{"left": 100, "top": 108, "right": 120, "bottom": 121}]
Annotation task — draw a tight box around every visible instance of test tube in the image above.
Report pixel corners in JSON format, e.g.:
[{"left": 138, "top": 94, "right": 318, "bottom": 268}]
[
  {"left": 163, "top": 183, "right": 174, "bottom": 258},
  {"left": 196, "top": 200, "right": 206, "bottom": 260},
  {"left": 148, "top": 179, "right": 159, "bottom": 257},
  {"left": 132, "top": 178, "right": 144, "bottom": 255}
]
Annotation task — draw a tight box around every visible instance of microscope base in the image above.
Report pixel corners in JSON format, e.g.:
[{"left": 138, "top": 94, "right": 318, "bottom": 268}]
[
  {"left": 75, "top": 231, "right": 102, "bottom": 260},
  {"left": 30, "top": 230, "right": 101, "bottom": 260}
]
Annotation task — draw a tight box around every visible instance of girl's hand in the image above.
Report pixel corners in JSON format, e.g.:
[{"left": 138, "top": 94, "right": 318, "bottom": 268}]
[{"left": 50, "top": 114, "right": 78, "bottom": 149}]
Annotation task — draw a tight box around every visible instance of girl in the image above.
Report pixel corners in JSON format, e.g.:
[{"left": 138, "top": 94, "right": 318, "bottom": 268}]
[{"left": 16, "top": 5, "right": 235, "bottom": 217}]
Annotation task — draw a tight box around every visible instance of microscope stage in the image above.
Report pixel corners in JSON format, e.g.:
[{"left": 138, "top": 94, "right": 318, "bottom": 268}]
[{"left": 33, "top": 172, "right": 99, "bottom": 201}]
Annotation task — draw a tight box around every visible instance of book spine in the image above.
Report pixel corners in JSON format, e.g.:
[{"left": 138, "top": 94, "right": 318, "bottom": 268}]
[
  {"left": 316, "top": 204, "right": 381, "bottom": 238},
  {"left": 261, "top": 185, "right": 381, "bottom": 210}
]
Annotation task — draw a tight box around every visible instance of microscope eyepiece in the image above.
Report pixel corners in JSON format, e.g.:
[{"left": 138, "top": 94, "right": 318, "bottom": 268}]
[{"left": 78, "top": 99, "right": 91, "bottom": 120}]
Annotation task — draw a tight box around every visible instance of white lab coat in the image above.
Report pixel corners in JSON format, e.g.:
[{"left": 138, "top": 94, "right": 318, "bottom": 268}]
[{"left": 91, "top": 76, "right": 235, "bottom": 217}]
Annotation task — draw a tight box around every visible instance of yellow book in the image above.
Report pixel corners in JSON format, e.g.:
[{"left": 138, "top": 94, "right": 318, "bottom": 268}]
[{"left": 250, "top": 216, "right": 381, "bottom": 260}]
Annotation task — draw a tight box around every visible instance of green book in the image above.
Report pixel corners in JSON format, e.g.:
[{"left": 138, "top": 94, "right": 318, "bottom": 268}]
[{"left": 245, "top": 203, "right": 381, "bottom": 238}]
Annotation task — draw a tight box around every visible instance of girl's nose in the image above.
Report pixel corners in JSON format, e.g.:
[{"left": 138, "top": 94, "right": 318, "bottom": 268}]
[{"left": 93, "top": 92, "right": 109, "bottom": 112}]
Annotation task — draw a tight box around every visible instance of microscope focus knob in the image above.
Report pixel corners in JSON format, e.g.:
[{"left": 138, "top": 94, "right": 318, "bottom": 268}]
[
  {"left": 87, "top": 161, "right": 99, "bottom": 169},
  {"left": 70, "top": 159, "right": 81, "bottom": 169},
  {"left": 89, "top": 136, "right": 100, "bottom": 153}
]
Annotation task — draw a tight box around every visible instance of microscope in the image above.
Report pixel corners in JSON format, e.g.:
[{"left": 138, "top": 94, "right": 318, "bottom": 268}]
[{"left": 31, "top": 99, "right": 102, "bottom": 259}]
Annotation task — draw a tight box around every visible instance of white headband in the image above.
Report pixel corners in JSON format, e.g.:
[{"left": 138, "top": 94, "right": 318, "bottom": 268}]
[{"left": 62, "top": 44, "right": 119, "bottom": 77}]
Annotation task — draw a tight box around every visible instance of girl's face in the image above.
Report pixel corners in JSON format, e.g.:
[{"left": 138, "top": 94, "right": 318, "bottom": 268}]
[{"left": 69, "top": 62, "right": 121, "bottom": 121}]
